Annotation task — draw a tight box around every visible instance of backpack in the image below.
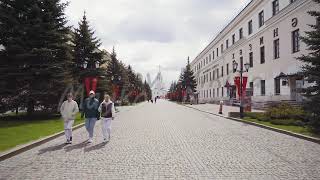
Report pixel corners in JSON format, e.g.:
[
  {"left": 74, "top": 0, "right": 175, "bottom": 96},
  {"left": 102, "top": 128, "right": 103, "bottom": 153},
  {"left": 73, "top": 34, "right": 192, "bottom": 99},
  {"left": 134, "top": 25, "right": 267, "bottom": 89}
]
[{"left": 101, "top": 102, "right": 113, "bottom": 118}]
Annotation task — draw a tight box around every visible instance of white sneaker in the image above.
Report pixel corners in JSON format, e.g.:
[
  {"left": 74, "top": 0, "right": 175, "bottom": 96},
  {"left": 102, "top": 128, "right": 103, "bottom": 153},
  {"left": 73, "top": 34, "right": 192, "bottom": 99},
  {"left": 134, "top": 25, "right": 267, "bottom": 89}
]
[{"left": 87, "top": 138, "right": 93, "bottom": 143}]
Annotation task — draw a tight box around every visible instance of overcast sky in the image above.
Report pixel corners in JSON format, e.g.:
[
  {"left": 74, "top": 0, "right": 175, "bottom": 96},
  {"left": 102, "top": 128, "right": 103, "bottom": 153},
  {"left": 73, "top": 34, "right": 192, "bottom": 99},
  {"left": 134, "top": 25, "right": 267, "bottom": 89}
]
[{"left": 63, "top": 0, "right": 251, "bottom": 89}]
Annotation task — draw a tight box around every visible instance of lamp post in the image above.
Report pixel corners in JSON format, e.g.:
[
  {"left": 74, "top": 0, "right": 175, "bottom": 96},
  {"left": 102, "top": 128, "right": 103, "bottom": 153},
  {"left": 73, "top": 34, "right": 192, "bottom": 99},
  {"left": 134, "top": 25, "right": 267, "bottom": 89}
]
[
  {"left": 233, "top": 58, "right": 250, "bottom": 119},
  {"left": 82, "top": 58, "right": 101, "bottom": 96}
]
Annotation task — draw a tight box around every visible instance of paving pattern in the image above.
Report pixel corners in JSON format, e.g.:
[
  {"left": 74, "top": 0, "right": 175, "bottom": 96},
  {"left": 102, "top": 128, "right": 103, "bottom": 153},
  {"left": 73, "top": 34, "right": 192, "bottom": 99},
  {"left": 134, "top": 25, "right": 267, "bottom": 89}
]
[{"left": 1, "top": 100, "right": 320, "bottom": 180}]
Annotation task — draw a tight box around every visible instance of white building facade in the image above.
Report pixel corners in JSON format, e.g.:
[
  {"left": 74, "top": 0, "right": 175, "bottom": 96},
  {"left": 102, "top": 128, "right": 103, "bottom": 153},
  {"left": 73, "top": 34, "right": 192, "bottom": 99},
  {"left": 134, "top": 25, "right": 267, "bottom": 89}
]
[{"left": 191, "top": 0, "right": 318, "bottom": 107}]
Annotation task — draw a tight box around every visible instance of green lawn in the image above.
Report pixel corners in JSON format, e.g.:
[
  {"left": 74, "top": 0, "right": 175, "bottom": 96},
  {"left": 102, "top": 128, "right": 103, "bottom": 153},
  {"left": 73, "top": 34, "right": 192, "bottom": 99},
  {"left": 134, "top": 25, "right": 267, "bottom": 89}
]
[
  {"left": 243, "top": 117, "right": 320, "bottom": 139},
  {"left": 0, "top": 113, "right": 84, "bottom": 152}
]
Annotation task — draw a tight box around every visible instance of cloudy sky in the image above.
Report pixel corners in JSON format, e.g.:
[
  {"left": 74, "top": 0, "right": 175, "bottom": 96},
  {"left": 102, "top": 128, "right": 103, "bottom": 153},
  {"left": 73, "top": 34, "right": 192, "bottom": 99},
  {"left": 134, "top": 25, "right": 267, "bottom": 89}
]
[{"left": 63, "top": 0, "right": 251, "bottom": 88}]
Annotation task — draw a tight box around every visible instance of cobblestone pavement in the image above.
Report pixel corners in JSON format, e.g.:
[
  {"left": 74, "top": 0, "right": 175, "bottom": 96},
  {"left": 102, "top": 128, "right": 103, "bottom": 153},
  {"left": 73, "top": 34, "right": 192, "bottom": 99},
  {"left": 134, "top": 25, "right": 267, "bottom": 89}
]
[
  {"left": 1, "top": 100, "right": 320, "bottom": 180},
  {"left": 185, "top": 103, "right": 263, "bottom": 116}
]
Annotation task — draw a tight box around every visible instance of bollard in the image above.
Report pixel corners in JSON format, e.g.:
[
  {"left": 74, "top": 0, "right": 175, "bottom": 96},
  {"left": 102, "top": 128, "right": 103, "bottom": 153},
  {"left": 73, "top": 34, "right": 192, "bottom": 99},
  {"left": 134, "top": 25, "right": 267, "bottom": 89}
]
[{"left": 219, "top": 100, "right": 223, "bottom": 114}]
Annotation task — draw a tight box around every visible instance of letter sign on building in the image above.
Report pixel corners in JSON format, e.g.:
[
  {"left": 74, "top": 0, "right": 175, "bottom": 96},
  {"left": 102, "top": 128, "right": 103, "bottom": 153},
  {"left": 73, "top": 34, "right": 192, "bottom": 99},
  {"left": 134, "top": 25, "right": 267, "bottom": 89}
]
[
  {"left": 260, "top": 37, "right": 264, "bottom": 45},
  {"left": 274, "top": 28, "right": 279, "bottom": 37},
  {"left": 292, "top": 18, "right": 298, "bottom": 27}
]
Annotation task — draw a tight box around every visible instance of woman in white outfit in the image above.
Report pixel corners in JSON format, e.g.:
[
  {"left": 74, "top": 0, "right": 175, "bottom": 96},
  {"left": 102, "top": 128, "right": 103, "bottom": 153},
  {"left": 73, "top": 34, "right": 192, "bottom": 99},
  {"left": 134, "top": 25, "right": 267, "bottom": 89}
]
[
  {"left": 60, "top": 93, "right": 79, "bottom": 144},
  {"left": 98, "top": 94, "right": 115, "bottom": 142}
]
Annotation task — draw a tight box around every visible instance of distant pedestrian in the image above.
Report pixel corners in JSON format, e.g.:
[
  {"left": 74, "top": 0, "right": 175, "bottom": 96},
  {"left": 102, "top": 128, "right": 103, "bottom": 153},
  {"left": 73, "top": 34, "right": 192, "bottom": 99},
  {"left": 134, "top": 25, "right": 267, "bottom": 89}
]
[
  {"left": 60, "top": 93, "right": 79, "bottom": 144},
  {"left": 82, "top": 90, "right": 99, "bottom": 143},
  {"left": 98, "top": 94, "right": 115, "bottom": 142},
  {"left": 154, "top": 96, "right": 157, "bottom": 103}
]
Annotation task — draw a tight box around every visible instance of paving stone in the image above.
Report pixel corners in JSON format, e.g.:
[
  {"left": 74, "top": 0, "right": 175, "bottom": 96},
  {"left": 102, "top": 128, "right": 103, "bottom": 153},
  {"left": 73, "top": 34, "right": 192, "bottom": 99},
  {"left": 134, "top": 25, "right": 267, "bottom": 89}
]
[{"left": 0, "top": 100, "right": 320, "bottom": 179}]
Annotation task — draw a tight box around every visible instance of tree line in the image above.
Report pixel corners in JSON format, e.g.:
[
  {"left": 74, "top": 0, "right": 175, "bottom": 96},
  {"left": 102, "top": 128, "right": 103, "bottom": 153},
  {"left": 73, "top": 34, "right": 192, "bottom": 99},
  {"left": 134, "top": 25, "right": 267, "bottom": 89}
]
[
  {"left": 0, "top": 0, "right": 152, "bottom": 116},
  {"left": 167, "top": 57, "right": 197, "bottom": 103}
]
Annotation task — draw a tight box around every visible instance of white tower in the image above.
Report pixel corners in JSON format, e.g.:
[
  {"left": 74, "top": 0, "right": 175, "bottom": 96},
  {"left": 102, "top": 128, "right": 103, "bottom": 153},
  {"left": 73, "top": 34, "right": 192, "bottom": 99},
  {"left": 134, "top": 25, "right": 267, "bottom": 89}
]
[{"left": 147, "top": 66, "right": 167, "bottom": 99}]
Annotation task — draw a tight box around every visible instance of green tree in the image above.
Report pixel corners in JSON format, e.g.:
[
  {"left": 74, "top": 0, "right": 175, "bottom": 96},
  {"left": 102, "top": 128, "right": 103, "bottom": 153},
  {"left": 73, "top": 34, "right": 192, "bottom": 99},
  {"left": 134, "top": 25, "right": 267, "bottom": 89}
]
[
  {"left": 73, "top": 12, "right": 105, "bottom": 85},
  {"left": 0, "top": 0, "right": 73, "bottom": 115},
  {"left": 298, "top": 0, "right": 320, "bottom": 132},
  {"left": 178, "top": 57, "right": 197, "bottom": 102},
  {"left": 144, "top": 80, "right": 152, "bottom": 101},
  {"left": 105, "top": 48, "right": 124, "bottom": 101}
]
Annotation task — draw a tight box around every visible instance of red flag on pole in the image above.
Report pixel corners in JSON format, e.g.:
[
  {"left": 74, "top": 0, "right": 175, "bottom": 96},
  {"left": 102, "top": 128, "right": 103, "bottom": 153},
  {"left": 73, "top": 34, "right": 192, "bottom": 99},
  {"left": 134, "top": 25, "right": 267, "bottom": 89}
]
[
  {"left": 234, "top": 76, "right": 241, "bottom": 97},
  {"left": 242, "top": 76, "right": 248, "bottom": 97},
  {"left": 91, "top": 77, "right": 98, "bottom": 92},
  {"left": 84, "top": 77, "right": 91, "bottom": 96}
]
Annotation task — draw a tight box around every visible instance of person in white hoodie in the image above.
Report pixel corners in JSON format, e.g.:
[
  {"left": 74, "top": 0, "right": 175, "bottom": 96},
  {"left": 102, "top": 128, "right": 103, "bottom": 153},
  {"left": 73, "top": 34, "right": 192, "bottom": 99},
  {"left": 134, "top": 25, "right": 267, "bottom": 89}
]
[
  {"left": 98, "top": 94, "right": 115, "bottom": 142},
  {"left": 60, "top": 93, "right": 79, "bottom": 144}
]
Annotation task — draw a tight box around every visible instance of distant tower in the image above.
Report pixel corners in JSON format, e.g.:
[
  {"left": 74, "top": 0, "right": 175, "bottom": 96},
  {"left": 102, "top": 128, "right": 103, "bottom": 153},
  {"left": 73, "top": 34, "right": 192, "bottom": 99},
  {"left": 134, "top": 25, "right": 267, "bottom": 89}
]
[{"left": 147, "top": 65, "right": 167, "bottom": 98}]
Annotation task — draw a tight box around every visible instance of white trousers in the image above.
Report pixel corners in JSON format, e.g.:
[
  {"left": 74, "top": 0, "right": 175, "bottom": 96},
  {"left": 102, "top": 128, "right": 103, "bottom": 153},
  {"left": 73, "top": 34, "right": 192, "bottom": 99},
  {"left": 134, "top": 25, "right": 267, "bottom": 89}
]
[
  {"left": 64, "top": 120, "right": 74, "bottom": 141},
  {"left": 101, "top": 117, "right": 112, "bottom": 139}
]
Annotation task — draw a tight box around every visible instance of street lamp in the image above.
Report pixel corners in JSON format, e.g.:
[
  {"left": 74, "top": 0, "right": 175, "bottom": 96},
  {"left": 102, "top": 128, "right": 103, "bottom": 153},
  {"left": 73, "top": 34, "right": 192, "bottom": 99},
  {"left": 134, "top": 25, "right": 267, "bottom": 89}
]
[
  {"left": 82, "top": 58, "right": 101, "bottom": 96},
  {"left": 232, "top": 58, "right": 250, "bottom": 119}
]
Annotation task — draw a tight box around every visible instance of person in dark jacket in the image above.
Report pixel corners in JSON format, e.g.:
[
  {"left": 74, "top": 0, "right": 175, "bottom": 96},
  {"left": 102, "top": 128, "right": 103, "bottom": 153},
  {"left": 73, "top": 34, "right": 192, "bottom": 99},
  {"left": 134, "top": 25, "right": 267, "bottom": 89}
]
[{"left": 82, "top": 90, "right": 99, "bottom": 143}]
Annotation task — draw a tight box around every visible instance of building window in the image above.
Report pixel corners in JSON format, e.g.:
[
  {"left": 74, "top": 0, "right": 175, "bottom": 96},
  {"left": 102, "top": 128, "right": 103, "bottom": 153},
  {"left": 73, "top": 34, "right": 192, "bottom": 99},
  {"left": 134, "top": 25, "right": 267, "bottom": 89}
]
[
  {"left": 213, "top": 70, "right": 215, "bottom": 80},
  {"left": 249, "top": 82, "right": 254, "bottom": 96},
  {"left": 213, "top": 51, "right": 215, "bottom": 60},
  {"left": 248, "top": 20, "right": 253, "bottom": 35},
  {"left": 292, "top": 29, "right": 300, "bottom": 53},
  {"left": 217, "top": 68, "right": 219, "bottom": 78},
  {"left": 259, "top": 11, "right": 264, "bottom": 27},
  {"left": 261, "top": 80, "right": 266, "bottom": 96},
  {"left": 217, "top": 48, "right": 219, "bottom": 57},
  {"left": 272, "top": 0, "right": 279, "bottom": 16},
  {"left": 290, "top": 0, "right": 296, "bottom": 3},
  {"left": 221, "top": 66, "right": 224, "bottom": 77},
  {"left": 213, "top": 89, "right": 215, "bottom": 98},
  {"left": 275, "top": 78, "right": 280, "bottom": 95},
  {"left": 209, "top": 72, "right": 212, "bottom": 81},
  {"left": 222, "top": 87, "right": 224, "bottom": 97},
  {"left": 227, "top": 63, "right": 229, "bottom": 75},
  {"left": 260, "top": 46, "right": 265, "bottom": 64},
  {"left": 221, "top": 44, "right": 224, "bottom": 53},
  {"left": 210, "top": 89, "right": 211, "bottom": 98},
  {"left": 274, "top": 39, "right": 280, "bottom": 59},
  {"left": 217, "top": 88, "right": 219, "bottom": 97},
  {"left": 249, "top": 52, "right": 253, "bottom": 67},
  {"left": 226, "top": 39, "right": 229, "bottom": 49},
  {"left": 232, "top": 34, "right": 235, "bottom": 44},
  {"left": 239, "top": 28, "right": 243, "bottom": 39}
]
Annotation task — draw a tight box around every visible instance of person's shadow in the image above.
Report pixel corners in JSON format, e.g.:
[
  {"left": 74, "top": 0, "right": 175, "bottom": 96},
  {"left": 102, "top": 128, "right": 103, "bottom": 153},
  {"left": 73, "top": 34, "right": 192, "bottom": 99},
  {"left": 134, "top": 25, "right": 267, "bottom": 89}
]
[
  {"left": 84, "top": 142, "right": 108, "bottom": 153},
  {"left": 64, "top": 141, "right": 88, "bottom": 152},
  {"left": 38, "top": 143, "right": 67, "bottom": 155}
]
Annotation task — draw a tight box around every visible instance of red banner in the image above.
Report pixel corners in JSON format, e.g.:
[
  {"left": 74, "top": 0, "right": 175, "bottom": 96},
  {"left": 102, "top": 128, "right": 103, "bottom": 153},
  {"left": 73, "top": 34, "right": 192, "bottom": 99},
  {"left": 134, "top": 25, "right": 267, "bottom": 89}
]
[
  {"left": 84, "top": 77, "right": 98, "bottom": 96},
  {"left": 84, "top": 77, "right": 92, "bottom": 96},
  {"left": 234, "top": 76, "right": 248, "bottom": 98},
  {"left": 91, "top": 77, "right": 98, "bottom": 93},
  {"left": 234, "top": 76, "right": 241, "bottom": 97},
  {"left": 242, "top": 76, "right": 248, "bottom": 97}
]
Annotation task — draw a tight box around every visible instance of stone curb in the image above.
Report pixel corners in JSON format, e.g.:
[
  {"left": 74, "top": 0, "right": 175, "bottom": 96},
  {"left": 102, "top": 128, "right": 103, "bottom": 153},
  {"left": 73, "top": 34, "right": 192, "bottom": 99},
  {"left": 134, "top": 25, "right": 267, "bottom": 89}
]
[
  {"left": 180, "top": 103, "right": 320, "bottom": 145},
  {"left": 0, "top": 122, "right": 85, "bottom": 161}
]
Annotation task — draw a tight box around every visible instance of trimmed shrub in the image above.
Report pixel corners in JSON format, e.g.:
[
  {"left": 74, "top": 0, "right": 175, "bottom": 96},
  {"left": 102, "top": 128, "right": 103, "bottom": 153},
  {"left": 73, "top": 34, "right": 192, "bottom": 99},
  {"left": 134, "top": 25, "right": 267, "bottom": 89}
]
[
  {"left": 244, "top": 112, "right": 270, "bottom": 122},
  {"left": 270, "top": 119, "right": 297, "bottom": 126},
  {"left": 266, "top": 103, "right": 306, "bottom": 120}
]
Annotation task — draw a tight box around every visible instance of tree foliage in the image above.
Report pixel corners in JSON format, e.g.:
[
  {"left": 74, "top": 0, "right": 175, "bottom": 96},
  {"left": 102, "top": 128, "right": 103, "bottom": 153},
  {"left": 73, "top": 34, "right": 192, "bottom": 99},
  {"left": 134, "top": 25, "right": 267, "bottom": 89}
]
[
  {"left": 0, "top": 0, "right": 73, "bottom": 115},
  {"left": 298, "top": 0, "right": 320, "bottom": 132}
]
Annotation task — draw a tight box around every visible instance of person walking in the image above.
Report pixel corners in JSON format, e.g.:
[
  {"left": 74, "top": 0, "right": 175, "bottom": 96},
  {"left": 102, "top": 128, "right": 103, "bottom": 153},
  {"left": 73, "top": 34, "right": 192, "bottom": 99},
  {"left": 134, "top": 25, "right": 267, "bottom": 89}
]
[
  {"left": 98, "top": 94, "right": 115, "bottom": 142},
  {"left": 82, "top": 90, "right": 99, "bottom": 143},
  {"left": 60, "top": 93, "right": 79, "bottom": 144}
]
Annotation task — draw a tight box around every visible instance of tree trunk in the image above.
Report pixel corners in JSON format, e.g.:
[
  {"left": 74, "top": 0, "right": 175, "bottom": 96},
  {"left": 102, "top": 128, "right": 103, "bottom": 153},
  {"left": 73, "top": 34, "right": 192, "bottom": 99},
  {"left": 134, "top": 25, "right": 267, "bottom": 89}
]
[
  {"left": 27, "top": 99, "right": 34, "bottom": 116},
  {"left": 15, "top": 106, "right": 18, "bottom": 115}
]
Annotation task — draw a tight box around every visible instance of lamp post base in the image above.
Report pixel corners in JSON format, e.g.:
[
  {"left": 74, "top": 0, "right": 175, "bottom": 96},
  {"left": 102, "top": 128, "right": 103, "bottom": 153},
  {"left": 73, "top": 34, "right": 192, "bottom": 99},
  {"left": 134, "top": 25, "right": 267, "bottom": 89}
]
[{"left": 240, "top": 106, "right": 244, "bottom": 119}]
